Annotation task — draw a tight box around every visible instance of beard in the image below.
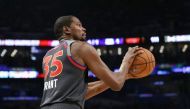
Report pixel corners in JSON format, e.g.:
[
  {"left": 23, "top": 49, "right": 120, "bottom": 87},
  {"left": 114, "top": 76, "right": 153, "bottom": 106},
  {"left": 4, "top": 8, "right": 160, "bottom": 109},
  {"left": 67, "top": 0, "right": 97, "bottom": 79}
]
[
  {"left": 80, "top": 36, "right": 86, "bottom": 41},
  {"left": 73, "top": 34, "right": 86, "bottom": 41}
]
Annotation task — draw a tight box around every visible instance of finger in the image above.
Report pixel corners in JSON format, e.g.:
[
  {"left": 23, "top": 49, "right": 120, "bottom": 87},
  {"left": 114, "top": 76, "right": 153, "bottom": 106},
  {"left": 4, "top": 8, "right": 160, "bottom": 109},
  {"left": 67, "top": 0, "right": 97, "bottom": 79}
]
[
  {"left": 134, "top": 46, "right": 139, "bottom": 48},
  {"left": 132, "top": 46, "right": 138, "bottom": 50},
  {"left": 128, "top": 47, "right": 132, "bottom": 51},
  {"left": 137, "top": 47, "right": 144, "bottom": 50},
  {"left": 133, "top": 47, "right": 143, "bottom": 53},
  {"left": 131, "top": 46, "right": 139, "bottom": 52},
  {"left": 134, "top": 50, "right": 143, "bottom": 55},
  {"left": 131, "top": 54, "right": 136, "bottom": 58}
]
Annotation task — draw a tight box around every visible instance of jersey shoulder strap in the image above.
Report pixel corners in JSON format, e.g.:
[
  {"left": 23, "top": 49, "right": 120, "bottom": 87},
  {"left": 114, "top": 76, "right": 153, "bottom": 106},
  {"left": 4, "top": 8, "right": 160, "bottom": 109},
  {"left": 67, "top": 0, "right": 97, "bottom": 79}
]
[
  {"left": 59, "top": 39, "right": 75, "bottom": 56},
  {"left": 65, "top": 40, "right": 75, "bottom": 56}
]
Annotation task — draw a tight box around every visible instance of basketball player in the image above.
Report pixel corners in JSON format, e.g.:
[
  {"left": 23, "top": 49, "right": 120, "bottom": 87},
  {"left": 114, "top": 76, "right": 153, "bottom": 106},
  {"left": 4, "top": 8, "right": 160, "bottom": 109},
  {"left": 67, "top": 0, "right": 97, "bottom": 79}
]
[{"left": 40, "top": 15, "right": 142, "bottom": 109}]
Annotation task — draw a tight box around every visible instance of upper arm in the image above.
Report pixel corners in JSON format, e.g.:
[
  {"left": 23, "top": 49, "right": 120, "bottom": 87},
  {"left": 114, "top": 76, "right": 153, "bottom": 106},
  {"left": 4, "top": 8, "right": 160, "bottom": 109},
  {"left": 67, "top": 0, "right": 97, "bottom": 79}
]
[{"left": 78, "top": 43, "right": 119, "bottom": 89}]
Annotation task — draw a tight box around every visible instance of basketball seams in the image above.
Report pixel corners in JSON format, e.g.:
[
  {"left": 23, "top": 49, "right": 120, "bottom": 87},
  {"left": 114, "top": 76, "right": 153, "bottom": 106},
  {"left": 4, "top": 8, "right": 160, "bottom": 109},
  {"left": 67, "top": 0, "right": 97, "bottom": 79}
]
[
  {"left": 143, "top": 49, "right": 151, "bottom": 75},
  {"left": 131, "top": 55, "right": 147, "bottom": 73},
  {"left": 129, "top": 55, "right": 148, "bottom": 77},
  {"left": 144, "top": 49, "right": 155, "bottom": 75},
  {"left": 128, "top": 48, "right": 155, "bottom": 78},
  {"left": 149, "top": 50, "right": 155, "bottom": 73},
  {"left": 132, "top": 61, "right": 155, "bottom": 66},
  {"left": 150, "top": 53, "right": 154, "bottom": 73}
]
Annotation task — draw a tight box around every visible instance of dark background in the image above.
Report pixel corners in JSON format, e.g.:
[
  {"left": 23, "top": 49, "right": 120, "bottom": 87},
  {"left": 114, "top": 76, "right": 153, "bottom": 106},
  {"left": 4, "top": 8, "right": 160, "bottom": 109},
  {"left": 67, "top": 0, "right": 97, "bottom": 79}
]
[{"left": 0, "top": 0, "right": 190, "bottom": 109}]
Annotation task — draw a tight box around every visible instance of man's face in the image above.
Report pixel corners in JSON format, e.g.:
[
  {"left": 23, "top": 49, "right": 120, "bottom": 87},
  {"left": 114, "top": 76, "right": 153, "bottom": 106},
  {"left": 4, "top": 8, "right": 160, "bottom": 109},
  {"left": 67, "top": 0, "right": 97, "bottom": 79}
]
[{"left": 68, "top": 17, "right": 86, "bottom": 41}]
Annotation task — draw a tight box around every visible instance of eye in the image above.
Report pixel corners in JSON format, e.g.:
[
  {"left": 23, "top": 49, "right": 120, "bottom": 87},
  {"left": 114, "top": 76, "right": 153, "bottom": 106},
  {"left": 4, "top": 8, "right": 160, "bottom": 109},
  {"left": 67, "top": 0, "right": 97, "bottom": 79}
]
[{"left": 78, "top": 23, "right": 82, "bottom": 27}]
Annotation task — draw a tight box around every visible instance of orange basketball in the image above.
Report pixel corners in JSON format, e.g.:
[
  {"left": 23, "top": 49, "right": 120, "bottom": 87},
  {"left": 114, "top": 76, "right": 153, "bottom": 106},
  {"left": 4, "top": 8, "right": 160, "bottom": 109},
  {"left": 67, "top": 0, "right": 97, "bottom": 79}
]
[{"left": 128, "top": 48, "right": 156, "bottom": 79}]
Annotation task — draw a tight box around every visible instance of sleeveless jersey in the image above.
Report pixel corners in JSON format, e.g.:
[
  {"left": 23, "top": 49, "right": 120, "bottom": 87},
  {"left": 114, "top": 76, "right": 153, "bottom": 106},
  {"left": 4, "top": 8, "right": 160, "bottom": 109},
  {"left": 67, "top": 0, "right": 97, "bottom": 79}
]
[{"left": 40, "top": 39, "right": 87, "bottom": 109}]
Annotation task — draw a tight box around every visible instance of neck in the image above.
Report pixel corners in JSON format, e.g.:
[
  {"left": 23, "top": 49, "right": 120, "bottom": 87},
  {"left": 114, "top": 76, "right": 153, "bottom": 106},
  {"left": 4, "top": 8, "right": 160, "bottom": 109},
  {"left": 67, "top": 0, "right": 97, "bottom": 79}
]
[{"left": 60, "top": 35, "right": 73, "bottom": 40}]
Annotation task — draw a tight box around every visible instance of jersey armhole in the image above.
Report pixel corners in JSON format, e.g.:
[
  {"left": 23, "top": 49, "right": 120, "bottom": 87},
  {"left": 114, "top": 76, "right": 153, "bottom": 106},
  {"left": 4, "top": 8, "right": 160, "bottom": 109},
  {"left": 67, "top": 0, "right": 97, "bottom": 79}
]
[{"left": 66, "top": 41, "right": 87, "bottom": 71}]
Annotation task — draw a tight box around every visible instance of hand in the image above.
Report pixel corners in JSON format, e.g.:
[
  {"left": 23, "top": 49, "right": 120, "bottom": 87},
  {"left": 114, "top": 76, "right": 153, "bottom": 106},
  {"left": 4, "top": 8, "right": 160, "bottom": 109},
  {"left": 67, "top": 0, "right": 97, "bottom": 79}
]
[
  {"left": 125, "top": 46, "right": 144, "bottom": 79},
  {"left": 119, "top": 46, "right": 142, "bottom": 76},
  {"left": 123, "top": 46, "right": 142, "bottom": 66}
]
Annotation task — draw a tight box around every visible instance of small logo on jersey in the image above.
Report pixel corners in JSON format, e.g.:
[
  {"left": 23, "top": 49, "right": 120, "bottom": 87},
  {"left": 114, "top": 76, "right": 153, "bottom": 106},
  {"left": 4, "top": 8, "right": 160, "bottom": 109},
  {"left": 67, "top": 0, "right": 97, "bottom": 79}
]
[{"left": 44, "top": 79, "right": 58, "bottom": 90}]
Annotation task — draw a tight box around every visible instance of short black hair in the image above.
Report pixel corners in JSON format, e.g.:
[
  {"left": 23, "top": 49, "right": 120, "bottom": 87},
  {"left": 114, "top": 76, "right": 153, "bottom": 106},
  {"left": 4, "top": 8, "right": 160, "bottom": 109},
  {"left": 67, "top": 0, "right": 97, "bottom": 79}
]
[{"left": 54, "top": 15, "right": 75, "bottom": 39}]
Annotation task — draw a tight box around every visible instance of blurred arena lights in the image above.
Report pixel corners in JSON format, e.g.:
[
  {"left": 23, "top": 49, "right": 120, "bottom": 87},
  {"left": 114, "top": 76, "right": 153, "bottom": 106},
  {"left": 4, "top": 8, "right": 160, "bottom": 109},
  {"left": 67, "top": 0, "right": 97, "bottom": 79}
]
[
  {"left": 87, "top": 38, "right": 124, "bottom": 46},
  {"left": 172, "top": 66, "right": 190, "bottom": 74},
  {"left": 96, "top": 48, "right": 101, "bottom": 56},
  {"left": 0, "top": 38, "right": 124, "bottom": 47},
  {"left": 149, "top": 45, "right": 154, "bottom": 52},
  {"left": 10, "top": 49, "right": 18, "bottom": 57},
  {"left": 0, "top": 64, "right": 190, "bottom": 79},
  {"left": 153, "top": 81, "right": 164, "bottom": 86},
  {"left": 0, "top": 71, "right": 38, "bottom": 78},
  {"left": 164, "top": 93, "right": 177, "bottom": 97},
  {"left": 164, "top": 35, "right": 190, "bottom": 42},
  {"left": 3, "top": 96, "right": 39, "bottom": 101},
  {"left": 117, "top": 47, "right": 122, "bottom": 55},
  {"left": 125, "top": 37, "right": 141, "bottom": 44},
  {"left": 139, "top": 93, "right": 153, "bottom": 98},
  {"left": 138, "top": 93, "right": 177, "bottom": 98},
  {"left": 1, "top": 49, "right": 7, "bottom": 57},
  {"left": 157, "top": 70, "right": 170, "bottom": 75},
  {"left": 182, "top": 44, "right": 188, "bottom": 53},
  {"left": 150, "top": 36, "right": 160, "bottom": 43},
  {"left": 0, "top": 34, "right": 190, "bottom": 47},
  {"left": 159, "top": 45, "right": 164, "bottom": 53}
]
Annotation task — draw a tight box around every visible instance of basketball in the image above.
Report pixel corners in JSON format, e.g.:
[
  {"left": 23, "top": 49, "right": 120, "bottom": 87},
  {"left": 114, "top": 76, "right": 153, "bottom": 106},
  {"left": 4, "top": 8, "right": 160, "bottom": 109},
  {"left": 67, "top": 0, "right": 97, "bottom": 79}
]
[{"left": 128, "top": 48, "right": 156, "bottom": 79}]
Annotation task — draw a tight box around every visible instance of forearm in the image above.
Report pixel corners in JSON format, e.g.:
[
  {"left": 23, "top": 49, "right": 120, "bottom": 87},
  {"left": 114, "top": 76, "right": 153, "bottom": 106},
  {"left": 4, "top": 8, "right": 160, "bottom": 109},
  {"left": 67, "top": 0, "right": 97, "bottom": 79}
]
[
  {"left": 85, "top": 73, "right": 131, "bottom": 100},
  {"left": 113, "top": 61, "right": 130, "bottom": 90},
  {"left": 85, "top": 80, "right": 109, "bottom": 100}
]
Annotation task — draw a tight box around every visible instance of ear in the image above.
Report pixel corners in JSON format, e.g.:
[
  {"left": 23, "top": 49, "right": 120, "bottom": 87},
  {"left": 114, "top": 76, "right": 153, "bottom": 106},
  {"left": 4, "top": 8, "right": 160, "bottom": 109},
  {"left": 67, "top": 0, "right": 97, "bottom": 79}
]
[{"left": 63, "top": 26, "right": 71, "bottom": 35}]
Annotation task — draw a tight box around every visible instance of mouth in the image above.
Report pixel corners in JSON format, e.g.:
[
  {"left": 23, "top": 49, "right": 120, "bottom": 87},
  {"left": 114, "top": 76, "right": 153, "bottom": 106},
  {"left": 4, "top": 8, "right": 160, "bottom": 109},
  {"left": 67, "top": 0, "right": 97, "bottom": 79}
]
[{"left": 82, "top": 33, "right": 86, "bottom": 37}]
